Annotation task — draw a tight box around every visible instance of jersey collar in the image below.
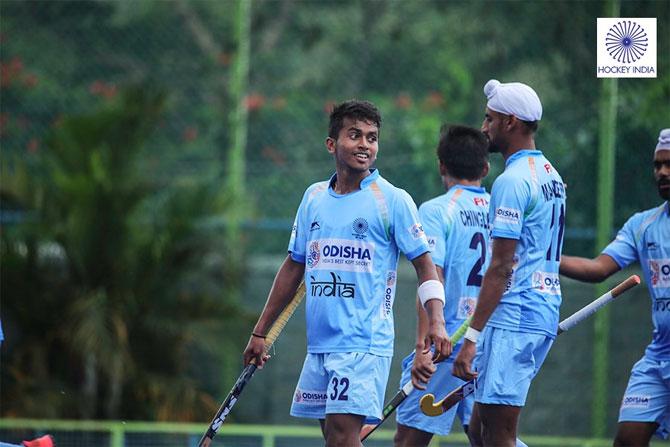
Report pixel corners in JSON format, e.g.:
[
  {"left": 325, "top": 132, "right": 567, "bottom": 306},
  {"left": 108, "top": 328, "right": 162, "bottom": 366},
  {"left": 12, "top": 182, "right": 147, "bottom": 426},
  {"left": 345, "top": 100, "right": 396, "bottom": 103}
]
[
  {"left": 451, "top": 184, "right": 486, "bottom": 194},
  {"left": 328, "top": 169, "right": 380, "bottom": 194},
  {"left": 505, "top": 149, "right": 542, "bottom": 168}
]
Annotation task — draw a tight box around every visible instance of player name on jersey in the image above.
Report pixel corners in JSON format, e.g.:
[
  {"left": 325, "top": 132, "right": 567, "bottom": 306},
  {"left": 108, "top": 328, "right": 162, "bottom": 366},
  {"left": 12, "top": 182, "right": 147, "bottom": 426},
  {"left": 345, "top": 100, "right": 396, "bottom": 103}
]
[{"left": 459, "top": 209, "right": 489, "bottom": 229}]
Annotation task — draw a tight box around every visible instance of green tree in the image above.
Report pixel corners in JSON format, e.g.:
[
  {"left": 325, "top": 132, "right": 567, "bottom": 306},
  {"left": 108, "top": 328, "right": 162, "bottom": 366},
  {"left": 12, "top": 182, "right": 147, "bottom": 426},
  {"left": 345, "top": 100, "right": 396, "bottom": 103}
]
[{"left": 1, "top": 86, "right": 249, "bottom": 420}]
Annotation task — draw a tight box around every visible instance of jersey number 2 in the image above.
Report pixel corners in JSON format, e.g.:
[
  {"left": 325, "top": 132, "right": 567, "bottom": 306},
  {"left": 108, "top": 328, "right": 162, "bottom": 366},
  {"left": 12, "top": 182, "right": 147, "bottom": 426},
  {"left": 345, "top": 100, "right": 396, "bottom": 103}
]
[{"left": 467, "top": 232, "right": 486, "bottom": 287}]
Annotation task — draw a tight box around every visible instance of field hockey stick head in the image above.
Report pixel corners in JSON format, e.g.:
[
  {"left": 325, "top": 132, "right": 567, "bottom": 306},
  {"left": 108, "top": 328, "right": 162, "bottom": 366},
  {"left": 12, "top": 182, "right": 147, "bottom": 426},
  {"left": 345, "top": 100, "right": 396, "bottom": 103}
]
[{"left": 418, "top": 394, "right": 442, "bottom": 416}]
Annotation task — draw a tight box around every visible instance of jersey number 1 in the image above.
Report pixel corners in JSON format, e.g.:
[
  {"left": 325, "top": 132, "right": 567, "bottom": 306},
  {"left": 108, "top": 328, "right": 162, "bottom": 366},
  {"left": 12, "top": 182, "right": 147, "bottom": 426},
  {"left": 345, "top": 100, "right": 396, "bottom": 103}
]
[{"left": 546, "top": 203, "right": 565, "bottom": 261}]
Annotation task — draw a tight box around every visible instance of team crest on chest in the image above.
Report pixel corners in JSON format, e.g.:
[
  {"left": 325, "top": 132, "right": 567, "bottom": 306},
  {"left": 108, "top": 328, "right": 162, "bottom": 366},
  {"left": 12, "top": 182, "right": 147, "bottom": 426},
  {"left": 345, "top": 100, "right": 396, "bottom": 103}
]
[{"left": 352, "top": 217, "right": 369, "bottom": 239}]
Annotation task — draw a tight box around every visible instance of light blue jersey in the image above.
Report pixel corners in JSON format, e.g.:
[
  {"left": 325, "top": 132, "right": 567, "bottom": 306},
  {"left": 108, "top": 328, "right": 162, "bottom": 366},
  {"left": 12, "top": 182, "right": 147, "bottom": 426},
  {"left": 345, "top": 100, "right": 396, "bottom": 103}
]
[
  {"left": 420, "top": 185, "right": 490, "bottom": 351},
  {"left": 288, "top": 169, "right": 430, "bottom": 356},
  {"left": 603, "top": 202, "right": 670, "bottom": 360},
  {"left": 487, "top": 150, "right": 566, "bottom": 338}
]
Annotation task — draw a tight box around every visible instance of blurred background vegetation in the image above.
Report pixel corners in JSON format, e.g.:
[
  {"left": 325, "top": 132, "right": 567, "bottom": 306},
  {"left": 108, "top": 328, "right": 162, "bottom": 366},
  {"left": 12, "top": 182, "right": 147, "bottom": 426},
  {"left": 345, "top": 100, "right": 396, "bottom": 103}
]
[{"left": 1, "top": 0, "right": 668, "bottom": 440}]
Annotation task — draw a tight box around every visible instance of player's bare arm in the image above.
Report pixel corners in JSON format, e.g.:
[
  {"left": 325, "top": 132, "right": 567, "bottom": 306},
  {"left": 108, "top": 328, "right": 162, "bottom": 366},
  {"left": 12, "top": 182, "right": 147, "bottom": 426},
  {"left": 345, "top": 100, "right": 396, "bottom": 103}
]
[
  {"left": 411, "top": 253, "right": 450, "bottom": 362},
  {"left": 453, "top": 237, "right": 517, "bottom": 381},
  {"left": 410, "top": 265, "right": 446, "bottom": 388},
  {"left": 559, "top": 254, "right": 620, "bottom": 282},
  {"left": 243, "top": 255, "right": 305, "bottom": 367}
]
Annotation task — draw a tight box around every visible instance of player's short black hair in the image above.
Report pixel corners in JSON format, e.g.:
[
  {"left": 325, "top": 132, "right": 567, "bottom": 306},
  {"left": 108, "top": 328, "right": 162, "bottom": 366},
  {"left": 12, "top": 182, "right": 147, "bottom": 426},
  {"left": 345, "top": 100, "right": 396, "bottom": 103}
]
[
  {"left": 328, "top": 100, "right": 382, "bottom": 139},
  {"left": 437, "top": 125, "right": 489, "bottom": 181},
  {"left": 520, "top": 119, "right": 539, "bottom": 133}
]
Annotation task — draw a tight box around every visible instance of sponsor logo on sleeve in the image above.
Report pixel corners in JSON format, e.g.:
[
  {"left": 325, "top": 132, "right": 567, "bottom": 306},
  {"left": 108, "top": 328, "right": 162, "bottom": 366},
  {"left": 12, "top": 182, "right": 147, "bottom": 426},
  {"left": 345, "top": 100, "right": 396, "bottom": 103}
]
[
  {"left": 426, "top": 235, "right": 437, "bottom": 250},
  {"left": 621, "top": 394, "right": 650, "bottom": 409},
  {"left": 532, "top": 271, "right": 561, "bottom": 295},
  {"left": 494, "top": 207, "right": 521, "bottom": 226},
  {"left": 294, "top": 388, "right": 328, "bottom": 405},
  {"left": 408, "top": 223, "right": 426, "bottom": 240},
  {"left": 306, "top": 238, "right": 375, "bottom": 273},
  {"left": 380, "top": 270, "right": 397, "bottom": 319},
  {"left": 649, "top": 259, "right": 670, "bottom": 288},
  {"left": 457, "top": 296, "right": 477, "bottom": 319}
]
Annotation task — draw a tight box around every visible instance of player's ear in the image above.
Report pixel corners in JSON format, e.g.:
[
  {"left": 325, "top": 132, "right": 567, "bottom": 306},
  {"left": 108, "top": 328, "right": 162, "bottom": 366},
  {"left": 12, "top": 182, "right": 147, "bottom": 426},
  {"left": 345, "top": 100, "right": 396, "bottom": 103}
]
[
  {"left": 438, "top": 160, "right": 448, "bottom": 177},
  {"left": 325, "top": 137, "right": 336, "bottom": 154},
  {"left": 506, "top": 115, "right": 518, "bottom": 131},
  {"left": 481, "top": 161, "right": 490, "bottom": 179}
]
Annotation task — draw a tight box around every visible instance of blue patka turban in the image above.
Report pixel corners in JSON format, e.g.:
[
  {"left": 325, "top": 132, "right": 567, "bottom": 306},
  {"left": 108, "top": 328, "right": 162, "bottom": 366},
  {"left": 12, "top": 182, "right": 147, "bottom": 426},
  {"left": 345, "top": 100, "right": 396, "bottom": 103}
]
[{"left": 484, "top": 79, "right": 542, "bottom": 122}]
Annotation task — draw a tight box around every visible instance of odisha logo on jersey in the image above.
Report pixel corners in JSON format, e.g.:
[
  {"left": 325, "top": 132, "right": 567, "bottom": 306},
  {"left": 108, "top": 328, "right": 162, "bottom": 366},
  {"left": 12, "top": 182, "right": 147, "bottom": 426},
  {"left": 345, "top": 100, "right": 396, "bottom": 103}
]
[
  {"left": 307, "top": 241, "right": 320, "bottom": 268},
  {"left": 352, "top": 218, "right": 369, "bottom": 239},
  {"left": 322, "top": 244, "right": 372, "bottom": 260},
  {"left": 532, "top": 271, "right": 561, "bottom": 295},
  {"left": 649, "top": 259, "right": 670, "bottom": 287},
  {"left": 621, "top": 395, "right": 650, "bottom": 408}
]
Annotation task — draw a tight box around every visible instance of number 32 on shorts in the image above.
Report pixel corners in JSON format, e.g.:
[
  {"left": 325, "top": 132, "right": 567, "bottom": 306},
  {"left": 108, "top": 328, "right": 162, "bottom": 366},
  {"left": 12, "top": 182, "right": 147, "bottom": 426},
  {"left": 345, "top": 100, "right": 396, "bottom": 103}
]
[{"left": 329, "top": 376, "right": 350, "bottom": 401}]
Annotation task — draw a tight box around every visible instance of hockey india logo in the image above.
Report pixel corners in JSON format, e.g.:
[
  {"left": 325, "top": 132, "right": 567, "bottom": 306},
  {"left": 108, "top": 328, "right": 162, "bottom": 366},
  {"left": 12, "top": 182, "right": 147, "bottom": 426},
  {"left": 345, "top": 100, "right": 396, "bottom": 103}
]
[
  {"left": 606, "top": 20, "right": 648, "bottom": 63},
  {"left": 352, "top": 217, "right": 369, "bottom": 238}
]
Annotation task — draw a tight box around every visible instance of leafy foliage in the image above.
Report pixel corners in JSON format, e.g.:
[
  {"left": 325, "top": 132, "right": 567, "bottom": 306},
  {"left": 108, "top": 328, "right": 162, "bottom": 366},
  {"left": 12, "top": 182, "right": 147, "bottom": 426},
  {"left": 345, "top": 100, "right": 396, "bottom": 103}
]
[{"left": 1, "top": 86, "right": 249, "bottom": 420}]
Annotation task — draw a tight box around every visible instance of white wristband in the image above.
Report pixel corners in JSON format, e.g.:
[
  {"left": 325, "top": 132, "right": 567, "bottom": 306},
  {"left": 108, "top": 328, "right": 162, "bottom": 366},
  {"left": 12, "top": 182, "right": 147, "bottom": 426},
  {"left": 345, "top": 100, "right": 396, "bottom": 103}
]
[
  {"left": 464, "top": 327, "right": 481, "bottom": 344},
  {"left": 417, "top": 280, "right": 445, "bottom": 308}
]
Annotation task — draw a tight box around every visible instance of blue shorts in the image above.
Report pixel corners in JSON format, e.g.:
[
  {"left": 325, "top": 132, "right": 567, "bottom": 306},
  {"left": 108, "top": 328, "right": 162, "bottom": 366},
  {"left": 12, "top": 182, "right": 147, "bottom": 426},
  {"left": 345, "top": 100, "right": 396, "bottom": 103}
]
[
  {"left": 618, "top": 356, "right": 670, "bottom": 440},
  {"left": 396, "top": 351, "right": 473, "bottom": 436},
  {"left": 290, "top": 352, "right": 392, "bottom": 423},
  {"left": 473, "top": 327, "right": 553, "bottom": 406}
]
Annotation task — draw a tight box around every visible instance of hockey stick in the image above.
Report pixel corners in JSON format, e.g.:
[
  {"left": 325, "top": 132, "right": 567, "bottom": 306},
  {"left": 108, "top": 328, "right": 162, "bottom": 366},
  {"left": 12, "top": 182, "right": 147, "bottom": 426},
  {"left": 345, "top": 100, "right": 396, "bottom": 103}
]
[
  {"left": 419, "top": 274, "right": 641, "bottom": 417},
  {"left": 198, "top": 281, "right": 307, "bottom": 447},
  {"left": 359, "top": 317, "right": 471, "bottom": 441}
]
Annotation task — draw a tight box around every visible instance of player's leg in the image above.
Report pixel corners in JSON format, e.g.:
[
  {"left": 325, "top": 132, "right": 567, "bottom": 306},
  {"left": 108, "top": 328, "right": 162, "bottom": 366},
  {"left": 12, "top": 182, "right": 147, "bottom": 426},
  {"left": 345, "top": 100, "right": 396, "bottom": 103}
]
[
  {"left": 614, "top": 422, "right": 659, "bottom": 447},
  {"left": 473, "top": 327, "right": 553, "bottom": 447},
  {"left": 323, "top": 352, "right": 392, "bottom": 447},
  {"left": 613, "top": 357, "right": 670, "bottom": 446},
  {"left": 394, "top": 353, "right": 463, "bottom": 447},
  {"left": 324, "top": 413, "right": 365, "bottom": 447},
  {"left": 393, "top": 424, "right": 433, "bottom": 447},
  {"left": 478, "top": 403, "right": 521, "bottom": 446},
  {"left": 461, "top": 396, "right": 481, "bottom": 446}
]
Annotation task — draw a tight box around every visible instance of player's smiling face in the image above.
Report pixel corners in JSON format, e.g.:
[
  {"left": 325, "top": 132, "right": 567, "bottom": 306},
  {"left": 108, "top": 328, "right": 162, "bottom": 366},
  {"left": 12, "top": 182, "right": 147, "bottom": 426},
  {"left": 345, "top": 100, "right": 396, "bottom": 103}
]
[
  {"left": 326, "top": 117, "right": 379, "bottom": 173},
  {"left": 654, "top": 150, "right": 670, "bottom": 200}
]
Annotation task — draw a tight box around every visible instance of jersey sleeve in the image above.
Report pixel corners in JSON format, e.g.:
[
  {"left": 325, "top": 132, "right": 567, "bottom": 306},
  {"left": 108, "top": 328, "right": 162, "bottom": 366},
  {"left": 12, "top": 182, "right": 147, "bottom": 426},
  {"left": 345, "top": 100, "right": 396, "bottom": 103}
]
[
  {"left": 601, "top": 212, "right": 642, "bottom": 269},
  {"left": 392, "top": 189, "right": 431, "bottom": 261},
  {"left": 419, "top": 201, "right": 447, "bottom": 267},
  {"left": 287, "top": 188, "right": 312, "bottom": 264},
  {"left": 489, "top": 173, "right": 532, "bottom": 240}
]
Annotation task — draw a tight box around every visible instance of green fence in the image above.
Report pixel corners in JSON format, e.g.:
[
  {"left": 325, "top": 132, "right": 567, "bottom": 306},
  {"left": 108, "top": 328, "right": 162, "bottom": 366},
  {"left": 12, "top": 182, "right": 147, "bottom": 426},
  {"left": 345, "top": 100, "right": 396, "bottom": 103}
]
[{"left": 4, "top": 419, "right": 670, "bottom": 447}]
